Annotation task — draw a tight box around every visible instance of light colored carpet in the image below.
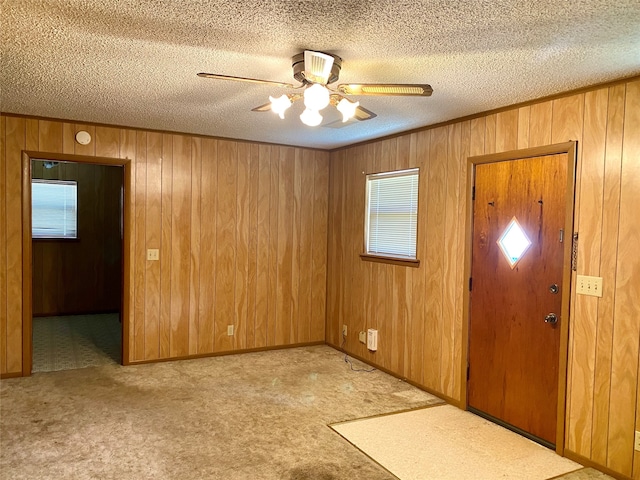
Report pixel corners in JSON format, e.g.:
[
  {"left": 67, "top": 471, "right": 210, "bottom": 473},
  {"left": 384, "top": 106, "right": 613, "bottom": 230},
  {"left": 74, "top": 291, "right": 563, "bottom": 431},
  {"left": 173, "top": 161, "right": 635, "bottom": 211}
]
[
  {"left": 32, "top": 313, "right": 121, "bottom": 372},
  {"left": 331, "top": 404, "right": 586, "bottom": 480},
  {"left": 1, "top": 345, "right": 443, "bottom": 480}
]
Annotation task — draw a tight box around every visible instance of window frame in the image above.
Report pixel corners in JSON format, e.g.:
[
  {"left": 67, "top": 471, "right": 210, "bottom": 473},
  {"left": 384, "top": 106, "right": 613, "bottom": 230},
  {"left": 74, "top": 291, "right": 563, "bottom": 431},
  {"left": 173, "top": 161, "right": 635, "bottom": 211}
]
[
  {"left": 31, "top": 178, "right": 79, "bottom": 240},
  {"left": 361, "top": 168, "right": 420, "bottom": 267}
]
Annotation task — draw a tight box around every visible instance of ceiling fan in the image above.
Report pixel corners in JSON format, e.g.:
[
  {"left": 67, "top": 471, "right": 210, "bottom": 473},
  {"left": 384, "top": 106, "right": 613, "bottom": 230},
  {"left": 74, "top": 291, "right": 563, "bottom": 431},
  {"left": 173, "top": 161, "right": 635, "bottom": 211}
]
[{"left": 198, "top": 50, "right": 433, "bottom": 126}]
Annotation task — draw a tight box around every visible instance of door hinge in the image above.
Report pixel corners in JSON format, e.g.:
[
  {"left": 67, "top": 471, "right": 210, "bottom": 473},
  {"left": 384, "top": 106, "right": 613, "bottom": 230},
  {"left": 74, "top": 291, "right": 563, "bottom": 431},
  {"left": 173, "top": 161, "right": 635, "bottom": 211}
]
[
  {"left": 472, "top": 186, "right": 475, "bottom": 201},
  {"left": 467, "top": 364, "right": 470, "bottom": 381},
  {"left": 468, "top": 277, "right": 473, "bottom": 291}
]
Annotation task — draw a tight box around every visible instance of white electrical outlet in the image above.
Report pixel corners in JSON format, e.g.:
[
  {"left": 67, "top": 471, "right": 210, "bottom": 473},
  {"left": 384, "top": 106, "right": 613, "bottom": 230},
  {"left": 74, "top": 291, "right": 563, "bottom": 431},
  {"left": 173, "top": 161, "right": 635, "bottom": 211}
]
[
  {"left": 227, "top": 325, "right": 234, "bottom": 336},
  {"left": 342, "top": 324, "right": 348, "bottom": 337},
  {"left": 635, "top": 431, "right": 640, "bottom": 452},
  {"left": 146, "top": 248, "right": 159, "bottom": 261},
  {"left": 367, "top": 329, "right": 378, "bottom": 351},
  {"left": 358, "top": 331, "right": 367, "bottom": 344},
  {"left": 576, "top": 275, "right": 603, "bottom": 297}
]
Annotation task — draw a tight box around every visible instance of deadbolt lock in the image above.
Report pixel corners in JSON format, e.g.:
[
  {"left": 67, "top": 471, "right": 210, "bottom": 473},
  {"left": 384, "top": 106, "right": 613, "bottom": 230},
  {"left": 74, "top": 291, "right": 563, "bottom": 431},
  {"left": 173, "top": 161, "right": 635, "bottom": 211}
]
[{"left": 549, "top": 284, "right": 559, "bottom": 294}]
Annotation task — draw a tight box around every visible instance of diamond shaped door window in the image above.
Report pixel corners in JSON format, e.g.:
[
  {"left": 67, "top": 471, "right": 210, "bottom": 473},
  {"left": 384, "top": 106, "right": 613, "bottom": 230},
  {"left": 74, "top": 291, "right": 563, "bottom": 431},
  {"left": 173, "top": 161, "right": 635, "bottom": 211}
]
[{"left": 497, "top": 217, "right": 532, "bottom": 269}]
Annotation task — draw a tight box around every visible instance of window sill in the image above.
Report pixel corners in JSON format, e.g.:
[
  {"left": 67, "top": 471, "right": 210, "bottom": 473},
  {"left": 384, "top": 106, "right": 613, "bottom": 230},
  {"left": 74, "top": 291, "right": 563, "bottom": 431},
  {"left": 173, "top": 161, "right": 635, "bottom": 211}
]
[
  {"left": 33, "top": 237, "right": 80, "bottom": 243},
  {"left": 360, "top": 253, "right": 420, "bottom": 268}
]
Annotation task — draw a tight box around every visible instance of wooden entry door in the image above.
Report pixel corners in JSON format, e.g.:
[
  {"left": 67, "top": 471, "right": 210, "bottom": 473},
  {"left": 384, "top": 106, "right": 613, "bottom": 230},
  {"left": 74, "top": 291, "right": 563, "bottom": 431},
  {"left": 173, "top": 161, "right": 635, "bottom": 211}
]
[{"left": 468, "top": 153, "right": 569, "bottom": 447}]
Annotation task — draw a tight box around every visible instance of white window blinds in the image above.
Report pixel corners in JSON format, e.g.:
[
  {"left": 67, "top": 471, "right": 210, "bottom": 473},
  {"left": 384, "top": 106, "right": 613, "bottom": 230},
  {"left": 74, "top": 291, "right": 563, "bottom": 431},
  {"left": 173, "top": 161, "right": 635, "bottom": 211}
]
[
  {"left": 32, "top": 179, "right": 78, "bottom": 239},
  {"left": 365, "top": 168, "right": 419, "bottom": 258}
]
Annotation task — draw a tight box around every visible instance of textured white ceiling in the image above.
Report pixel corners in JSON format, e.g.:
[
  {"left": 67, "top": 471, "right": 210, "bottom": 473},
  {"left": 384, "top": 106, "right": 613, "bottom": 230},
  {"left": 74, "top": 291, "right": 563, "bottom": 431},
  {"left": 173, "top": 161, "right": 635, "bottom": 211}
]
[{"left": 2, "top": 0, "right": 639, "bottom": 149}]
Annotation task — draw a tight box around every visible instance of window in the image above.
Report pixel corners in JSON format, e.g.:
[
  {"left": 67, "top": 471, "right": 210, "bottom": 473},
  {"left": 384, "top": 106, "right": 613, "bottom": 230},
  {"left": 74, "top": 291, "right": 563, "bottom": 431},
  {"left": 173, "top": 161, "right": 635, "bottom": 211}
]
[
  {"left": 365, "top": 168, "right": 419, "bottom": 260},
  {"left": 32, "top": 179, "right": 78, "bottom": 239}
]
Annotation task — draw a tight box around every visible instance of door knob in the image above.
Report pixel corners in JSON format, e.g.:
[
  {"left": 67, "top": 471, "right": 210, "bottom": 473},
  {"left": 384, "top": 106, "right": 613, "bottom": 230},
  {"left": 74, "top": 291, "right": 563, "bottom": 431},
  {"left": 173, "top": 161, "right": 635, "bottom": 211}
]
[{"left": 544, "top": 313, "right": 558, "bottom": 324}]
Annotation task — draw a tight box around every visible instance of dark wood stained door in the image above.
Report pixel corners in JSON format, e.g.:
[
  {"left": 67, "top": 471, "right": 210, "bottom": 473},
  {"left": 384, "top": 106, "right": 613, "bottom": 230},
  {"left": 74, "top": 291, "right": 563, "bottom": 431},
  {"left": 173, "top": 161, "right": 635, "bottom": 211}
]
[{"left": 468, "top": 153, "right": 568, "bottom": 446}]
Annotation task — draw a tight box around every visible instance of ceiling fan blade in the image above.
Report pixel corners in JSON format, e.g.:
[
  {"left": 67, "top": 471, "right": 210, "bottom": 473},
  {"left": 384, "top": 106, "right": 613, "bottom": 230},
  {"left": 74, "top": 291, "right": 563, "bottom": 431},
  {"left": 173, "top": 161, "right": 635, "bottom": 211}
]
[
  {"left": 251, "top": 102, "right": 273, "bottom": 112},
  {"left": 303, "top": 50, "right": 335, "bottom": 84},
  {"left": 354, "top": 105, "right": 377, "bottom": 121},
  {"left": 337, "top": 83, "right": 433, "bottom": 97},
  {"left": 197, "top": 72, "right": 295, "bottom": 89}
]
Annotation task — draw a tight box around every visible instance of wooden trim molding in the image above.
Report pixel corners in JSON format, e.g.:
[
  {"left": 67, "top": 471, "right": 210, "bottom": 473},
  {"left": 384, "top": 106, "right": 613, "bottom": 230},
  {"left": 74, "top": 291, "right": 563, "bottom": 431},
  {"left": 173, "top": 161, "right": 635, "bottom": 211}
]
[
  {"left": 461, "top": 141, "right": 578, "bottom": 455},
  {"left": 21, "top": 151, "right": 132, "bottom": 376},
  {"left": 359, "top": 253, "right": 420, "bottom": 268},
  {"left": 127, "top": 341, "right": 326, "bottom": 366},
  {"left": 564, "top": 450, "right": 633, "bottom": 480}
]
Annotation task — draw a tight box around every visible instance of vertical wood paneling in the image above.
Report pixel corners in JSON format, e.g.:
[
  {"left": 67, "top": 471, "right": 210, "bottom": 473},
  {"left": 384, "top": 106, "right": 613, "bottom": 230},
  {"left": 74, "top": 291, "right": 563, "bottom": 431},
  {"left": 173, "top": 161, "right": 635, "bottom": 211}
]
[
  {"left": 197, "top": 138, "right": 217, "bottom": 354},
  {"left": 38, "top": 120, "right": 63, "bottom": 153},
  {"left": 291, "top": 150, "right": 302, "bottom": 344},
  {"left": 567, "top": 88, "right": 608, "bottom": 456},
  {"left": 214, "top": 140, "right": 237, "bottom": 352},
  {"left": 234, "top": 142, "right": 250, "bottom": 350},
  {"left": 592, "top": 84, "right": 625, "bottom": 466},
  {"left": 133, "top": 131, "right": 147, "bottom": 361},
  {"left": 298, "top": 150, "right": 314, "bottom": 344},
  {"left": 495, "top": 109, "right": 518, "bottom": 153},
  {"left": 311, "top": 152, "right": 328, "bottom": 342},
  {"left": 423, "top": 127, "right": 447, "bottom": 391},
  {"left": 246, "top": 145, "right": 259, "bottom": 348},
  {"left": 607, "top": 80, "right": 640, "bottom": 477},
  {"left": 188, "top": 138, "right": 201, "bottom": 355},
  {"left": 409, "top": 130, "right": 429, "bottom": 383},
  {"left": 484, "top": 113, "right": 497, "bottom": 154},
  {"left": 441, "top": 123, "right": 462, "bottom": 397},
  {"left": 254, "top": 144, "right": 270, "bottom": 348},
  {"left": 517, "top": 106, "right": 530, "bottom": 150},
  {"left": 159, "top": 134, "right": 172, "bottom": 358},
  {"left": 1, "top": 115, "right": 329, "bottom": 379},
  {"left": 325, "top": 79, "right": 640, "bottom": 479},
  {"left": 267, "top": 146, "right": 279, "bottom": 347},
  {"left": 5, "top": 117, "right": 24, "bottom": 373},
  {"left": 169, "top": 135, "right": 191, "bottom": 357},
  {"left": 275, "top": 147, "right": 294, "bottom": 346},
  {"left": 529, "top": 102, "right": 553, "bottom": 147},
  {"left": 144, "top": 132, "right": 162, "bottom": 360},
  {"left": 0, "top": 115, "right": 6, "bottom": 374}
]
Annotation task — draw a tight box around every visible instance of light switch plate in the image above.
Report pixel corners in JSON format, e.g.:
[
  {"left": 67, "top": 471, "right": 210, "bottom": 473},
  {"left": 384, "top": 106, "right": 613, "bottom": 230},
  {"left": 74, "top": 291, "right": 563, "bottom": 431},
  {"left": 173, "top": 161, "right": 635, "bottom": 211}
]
[
  {"left": 367, "top": 329, "right": 378, "bottom": 351},
  {"left": 576, "top": 275, "right": 603, "bottom": 297},
  {"left": 227, "top": 325, "right": 234, "bottom": 336},
  {"left": 147, "top": 249, "right": 159, "bottom": 261},
  {"left": 635, "top": 431, "right": 640, "bottom": 451}
]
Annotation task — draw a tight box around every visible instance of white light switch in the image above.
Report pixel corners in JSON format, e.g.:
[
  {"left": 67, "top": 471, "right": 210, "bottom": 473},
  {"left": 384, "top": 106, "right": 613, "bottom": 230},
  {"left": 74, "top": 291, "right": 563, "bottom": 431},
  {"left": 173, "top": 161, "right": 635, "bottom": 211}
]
[
  {"left": 227, "top": 325, "right": 234, "bottom": 336},
  {"left": 576, "top": 275, "right": 603, "bottom": 297},
  {"left": 367, "top": 329, "right": 378, "bottom": 351},
  {"left": 147, "top": 249, "right": 159, "bottom": 261}
]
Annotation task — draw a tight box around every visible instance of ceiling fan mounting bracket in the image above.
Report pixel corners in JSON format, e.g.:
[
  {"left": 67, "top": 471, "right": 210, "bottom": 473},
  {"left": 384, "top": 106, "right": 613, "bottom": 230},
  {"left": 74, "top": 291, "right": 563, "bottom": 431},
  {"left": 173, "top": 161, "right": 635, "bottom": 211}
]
[{"left": 291, "top": 52, "right": 342, "bottom": 84}]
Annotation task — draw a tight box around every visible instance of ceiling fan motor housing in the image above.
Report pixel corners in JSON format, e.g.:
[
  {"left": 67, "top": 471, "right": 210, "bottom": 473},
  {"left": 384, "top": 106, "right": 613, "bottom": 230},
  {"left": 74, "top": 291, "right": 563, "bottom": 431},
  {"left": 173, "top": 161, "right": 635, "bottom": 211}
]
[{"left": 292, "top": 52, "right": 342, "bottom": 84}]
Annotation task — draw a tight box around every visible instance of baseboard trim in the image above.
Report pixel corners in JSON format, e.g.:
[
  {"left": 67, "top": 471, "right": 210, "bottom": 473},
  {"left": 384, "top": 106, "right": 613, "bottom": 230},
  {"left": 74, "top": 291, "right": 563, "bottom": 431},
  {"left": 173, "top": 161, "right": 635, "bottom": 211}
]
[
  {"left": 1, "top": 371, "right": 23, "bottom": 379},
  {"left": 564, "top": 449, "right": 632, "bottom": 480},
  {"left": 127, "top": 341, "right": 326, "bottom": 365},
  {"left": 325, "top": 341, "right": 461, "bottom": 408}
]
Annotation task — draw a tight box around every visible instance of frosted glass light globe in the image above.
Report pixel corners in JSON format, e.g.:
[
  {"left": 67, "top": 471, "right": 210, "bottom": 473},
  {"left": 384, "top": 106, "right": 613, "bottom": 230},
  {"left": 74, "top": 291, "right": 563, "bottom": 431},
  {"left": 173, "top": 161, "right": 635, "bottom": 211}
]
[
  {"left": 300, "top": 108, "right": 323, "bottom": 127},
  {"left": 303, "top": 84, "right": 330, "bottom": 111}
]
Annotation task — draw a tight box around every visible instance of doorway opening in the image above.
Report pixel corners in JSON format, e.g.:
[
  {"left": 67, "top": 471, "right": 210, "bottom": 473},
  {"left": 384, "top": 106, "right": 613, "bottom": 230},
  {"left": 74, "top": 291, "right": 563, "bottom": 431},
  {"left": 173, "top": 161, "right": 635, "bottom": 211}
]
[
  {"left": 462, "top": 142, "right": 577, "bottom": 454},
  {"left": 21, "top": 152, "right": 132, "bottom": 375}
]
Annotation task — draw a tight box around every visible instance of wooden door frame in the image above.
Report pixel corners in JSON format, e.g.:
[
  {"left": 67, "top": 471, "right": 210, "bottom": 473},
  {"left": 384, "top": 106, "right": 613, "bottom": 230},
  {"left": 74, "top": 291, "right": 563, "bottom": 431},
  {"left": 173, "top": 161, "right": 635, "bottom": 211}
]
[
  {"left": 461, "top": 141, "right": 577, "bottom": 454},
  {"left": 21, "top": 151, "right": 132, "bottom": 376}
]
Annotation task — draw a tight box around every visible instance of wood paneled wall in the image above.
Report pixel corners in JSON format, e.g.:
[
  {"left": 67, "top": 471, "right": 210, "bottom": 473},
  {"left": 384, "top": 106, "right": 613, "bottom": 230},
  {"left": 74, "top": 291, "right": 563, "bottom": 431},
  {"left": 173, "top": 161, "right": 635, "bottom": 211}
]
[
  {"left": 0, "top": 118, "right": 328, "bottom": 372},
  {"left": 326, "top": 78, "right": 640, "bottom": 478},
  {"left": 31, "top": 161, "right": 123, "bottom": 316}
]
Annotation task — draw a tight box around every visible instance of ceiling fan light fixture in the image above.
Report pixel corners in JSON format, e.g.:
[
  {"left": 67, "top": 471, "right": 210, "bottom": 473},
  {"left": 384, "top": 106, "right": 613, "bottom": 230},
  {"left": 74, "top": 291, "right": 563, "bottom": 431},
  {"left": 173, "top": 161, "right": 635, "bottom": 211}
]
[
  {"left": 269, "top": 94, "right": 292, "bottom": 119},
  {"left": 300, "top": 108, "right": 323, "bottom": 127},
  {"left": 337, "top": 98, "right": 360, "bottom": 122},
  {"left": 303, "top": 84, "right": 330, "bottom": 111}
]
